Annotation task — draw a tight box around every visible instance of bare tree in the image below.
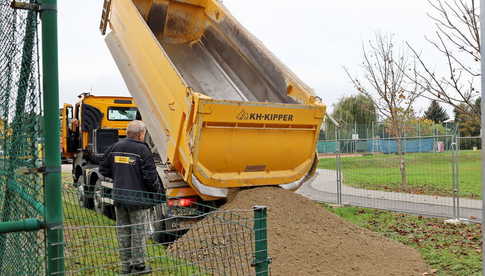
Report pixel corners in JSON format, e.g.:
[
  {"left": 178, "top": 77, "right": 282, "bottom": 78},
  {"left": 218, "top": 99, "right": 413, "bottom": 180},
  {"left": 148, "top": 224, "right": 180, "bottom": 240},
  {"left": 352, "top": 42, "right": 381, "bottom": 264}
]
[
  {"left": 345, "top": 33, "right": 423, "bottom": 188},
  {"left": 408, "top": 0, "right": 480, "bottom": 119}
]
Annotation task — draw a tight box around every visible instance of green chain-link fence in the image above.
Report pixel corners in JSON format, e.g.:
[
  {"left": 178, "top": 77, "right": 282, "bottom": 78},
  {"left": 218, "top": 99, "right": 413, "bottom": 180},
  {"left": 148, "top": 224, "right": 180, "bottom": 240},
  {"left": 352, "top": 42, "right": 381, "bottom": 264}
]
[
  {"left": 0, "top": 0, "right": 45, "bottom": 274},
  {"left": 50, "top": 185, "right": 269, "bottom": 275}
]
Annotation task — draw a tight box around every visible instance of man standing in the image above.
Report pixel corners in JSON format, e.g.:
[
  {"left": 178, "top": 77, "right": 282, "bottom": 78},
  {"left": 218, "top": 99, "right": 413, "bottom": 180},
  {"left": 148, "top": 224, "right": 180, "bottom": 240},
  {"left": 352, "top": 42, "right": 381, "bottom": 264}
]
[{"left": 100, "top": 120, "right": 158, "bottom": 275}]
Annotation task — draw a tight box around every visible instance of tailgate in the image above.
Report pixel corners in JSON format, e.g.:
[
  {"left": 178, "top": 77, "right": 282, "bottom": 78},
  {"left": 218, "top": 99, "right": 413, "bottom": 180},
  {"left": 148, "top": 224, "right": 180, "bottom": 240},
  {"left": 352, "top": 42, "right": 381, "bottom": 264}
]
[{"left": 191, "top": 98, "right": 325, "bottom": 188}]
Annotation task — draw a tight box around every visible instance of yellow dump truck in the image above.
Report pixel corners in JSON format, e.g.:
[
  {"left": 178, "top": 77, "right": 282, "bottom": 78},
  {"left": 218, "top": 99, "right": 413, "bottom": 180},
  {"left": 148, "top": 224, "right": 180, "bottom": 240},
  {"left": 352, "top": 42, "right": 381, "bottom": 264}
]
[{"left": 100, "top": 0, "right": 326, "bottom": 207}]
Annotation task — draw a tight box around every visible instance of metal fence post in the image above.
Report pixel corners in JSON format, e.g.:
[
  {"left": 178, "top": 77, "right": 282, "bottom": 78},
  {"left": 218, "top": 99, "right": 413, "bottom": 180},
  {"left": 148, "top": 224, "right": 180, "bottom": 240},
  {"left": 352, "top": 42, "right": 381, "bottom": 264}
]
[
  {"left": 451, "top": 136, "right": 460, "bottom": 220},
  {"left": 336, "top": 128, "right": 342, "bottom": 205},
  {"left": 455, "top": 136, "right": 461, "bottom": 220},
  {"left": 40, "top": 0, "right": 64, "bottom": 274},
  {"left": 253, "top": 206, "right": 270, "bottom": 276},
  {"left": 479, "top": 0, "right": 484, "bottom": 270}
]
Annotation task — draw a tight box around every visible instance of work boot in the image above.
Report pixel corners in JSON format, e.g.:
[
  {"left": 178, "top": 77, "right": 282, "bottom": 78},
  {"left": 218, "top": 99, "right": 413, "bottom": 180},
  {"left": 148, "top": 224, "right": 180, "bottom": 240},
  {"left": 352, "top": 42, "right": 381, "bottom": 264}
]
[{"left": 131, "top": 263, "right": 152, "bottom": 275}]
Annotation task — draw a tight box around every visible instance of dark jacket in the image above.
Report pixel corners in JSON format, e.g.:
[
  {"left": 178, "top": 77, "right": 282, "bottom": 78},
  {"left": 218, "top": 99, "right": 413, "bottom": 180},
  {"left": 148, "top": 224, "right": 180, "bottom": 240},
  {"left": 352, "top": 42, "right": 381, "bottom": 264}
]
[{"left": 99, "top": 138, "right": 159, "bottom": 208}]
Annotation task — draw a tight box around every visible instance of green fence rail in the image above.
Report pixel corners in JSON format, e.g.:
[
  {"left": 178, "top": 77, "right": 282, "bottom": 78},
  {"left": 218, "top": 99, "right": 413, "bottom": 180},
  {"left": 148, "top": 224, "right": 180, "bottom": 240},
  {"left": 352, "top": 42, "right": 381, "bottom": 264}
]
[
  {"left": 253, "top": 206, "right": 270, "bottom": 276},
  {"left": 40, "top": 0, "right": 65, "bottom": 274}
]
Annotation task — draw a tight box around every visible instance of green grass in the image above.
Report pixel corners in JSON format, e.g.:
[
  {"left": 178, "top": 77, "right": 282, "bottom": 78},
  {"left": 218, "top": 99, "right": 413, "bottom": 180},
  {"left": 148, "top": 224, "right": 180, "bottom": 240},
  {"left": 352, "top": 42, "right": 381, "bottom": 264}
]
[
  {"left": 324, "top": 204, "right": 482, "bottom": 276},
  {"left": 61, "top": 174, "right": 207, "bottom": 275},
  {"left": 319, "top": 150, "right": 482, "bottom": 198}
]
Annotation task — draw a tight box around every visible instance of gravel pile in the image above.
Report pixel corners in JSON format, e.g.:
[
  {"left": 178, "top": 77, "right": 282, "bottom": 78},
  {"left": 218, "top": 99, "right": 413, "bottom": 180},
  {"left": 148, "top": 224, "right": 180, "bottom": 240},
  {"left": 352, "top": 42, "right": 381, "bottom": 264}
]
[{"left": 169, "top": 187, "right": 429, "bottom": 275}]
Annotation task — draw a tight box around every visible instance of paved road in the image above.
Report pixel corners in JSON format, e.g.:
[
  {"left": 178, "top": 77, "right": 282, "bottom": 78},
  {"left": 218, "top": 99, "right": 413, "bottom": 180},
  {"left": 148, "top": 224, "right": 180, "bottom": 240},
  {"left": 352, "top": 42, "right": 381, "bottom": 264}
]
[{"left": 297, "top": 169, "right": 482, "bottom": 222}]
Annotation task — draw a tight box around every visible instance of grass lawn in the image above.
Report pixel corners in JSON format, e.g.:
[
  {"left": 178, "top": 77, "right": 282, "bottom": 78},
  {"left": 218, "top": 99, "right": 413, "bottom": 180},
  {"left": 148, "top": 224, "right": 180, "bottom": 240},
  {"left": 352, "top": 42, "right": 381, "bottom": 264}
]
[
  {"left": 324, "top": 204, "right": 482, "bottom": 276},
  {"left": 319, "top": 150, "right": 482, "bottom": 198}
]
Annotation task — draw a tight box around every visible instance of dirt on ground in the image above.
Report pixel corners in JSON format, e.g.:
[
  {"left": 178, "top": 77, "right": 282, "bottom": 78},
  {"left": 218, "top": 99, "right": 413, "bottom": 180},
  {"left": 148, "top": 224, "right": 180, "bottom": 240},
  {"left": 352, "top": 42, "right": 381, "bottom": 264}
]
[{"left": 169, "top": 187, "right": 430, "bottom": 276}]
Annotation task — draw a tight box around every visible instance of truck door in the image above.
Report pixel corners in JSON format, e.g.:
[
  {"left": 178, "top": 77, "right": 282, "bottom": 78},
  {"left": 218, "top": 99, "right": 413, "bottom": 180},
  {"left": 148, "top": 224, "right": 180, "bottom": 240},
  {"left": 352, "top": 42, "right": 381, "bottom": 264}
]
[{"left": 61, "top": 104, "right": 74, "bottom": 158}]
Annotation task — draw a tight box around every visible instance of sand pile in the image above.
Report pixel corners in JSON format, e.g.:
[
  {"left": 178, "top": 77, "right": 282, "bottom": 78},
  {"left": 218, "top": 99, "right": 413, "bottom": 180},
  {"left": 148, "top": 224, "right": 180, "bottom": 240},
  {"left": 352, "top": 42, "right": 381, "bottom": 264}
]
[{"left": 169, "top": 187, "right": 429, "bottom": 276}]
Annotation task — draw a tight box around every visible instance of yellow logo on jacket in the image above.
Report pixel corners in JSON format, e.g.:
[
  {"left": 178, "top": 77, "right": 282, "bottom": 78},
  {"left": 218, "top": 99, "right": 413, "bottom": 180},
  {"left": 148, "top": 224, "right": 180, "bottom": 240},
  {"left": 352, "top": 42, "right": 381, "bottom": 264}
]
[{"left": 114, "top": 156, "right": 135, "bottom": 165}]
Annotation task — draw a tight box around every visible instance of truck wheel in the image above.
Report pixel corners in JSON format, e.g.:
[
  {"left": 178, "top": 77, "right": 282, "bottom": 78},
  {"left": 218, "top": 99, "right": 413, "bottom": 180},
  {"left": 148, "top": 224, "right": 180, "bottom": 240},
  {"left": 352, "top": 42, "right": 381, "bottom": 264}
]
[
  {"left": 77, "top": 175, "right": 94, "bottom": 209},
  {"left": 93, "top": 179, "right": 104, "bottom": 214},
  {"left": 149, "top": 204, "right": 175, "bottom": 244},
  {"left": 94, "top": 179, "right": 114, "bottom": 219}
]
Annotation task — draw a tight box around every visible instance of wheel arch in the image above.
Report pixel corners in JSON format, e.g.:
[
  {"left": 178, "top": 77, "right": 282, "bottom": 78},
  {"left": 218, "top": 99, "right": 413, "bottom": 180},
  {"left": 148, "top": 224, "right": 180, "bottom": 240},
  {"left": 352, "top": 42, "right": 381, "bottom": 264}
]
[
  {"left": 87, "top": 168, "right": 102, "bottom": 187},
  {"left": 73, "top": 165, "right": 83, "bottom": 183}
]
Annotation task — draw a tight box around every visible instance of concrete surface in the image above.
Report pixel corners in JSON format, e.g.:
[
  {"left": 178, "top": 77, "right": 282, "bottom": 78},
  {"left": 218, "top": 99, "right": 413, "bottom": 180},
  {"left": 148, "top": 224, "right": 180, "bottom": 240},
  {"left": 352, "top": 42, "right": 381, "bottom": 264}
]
[{"left": 297, "top": 169, "right": 482, "bottom": 222}]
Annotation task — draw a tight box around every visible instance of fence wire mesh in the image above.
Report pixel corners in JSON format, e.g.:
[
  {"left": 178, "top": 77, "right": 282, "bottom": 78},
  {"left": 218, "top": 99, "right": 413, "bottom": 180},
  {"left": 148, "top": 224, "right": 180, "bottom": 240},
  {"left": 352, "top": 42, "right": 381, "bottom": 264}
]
[
  {"left": 311, "top": 120, "right": 483, "bottom": 223},
  {"left": 50, "top": 180, "right": 263, "bottom": 275},
  {"left": 0, "top": 1, "right": 44, "bottom": 274},
  {"left": 320, "top": 121, "right": 457, "bottom": 142},
  {"left": 456, "top": 136, "right": 482, "bottom": 221}
]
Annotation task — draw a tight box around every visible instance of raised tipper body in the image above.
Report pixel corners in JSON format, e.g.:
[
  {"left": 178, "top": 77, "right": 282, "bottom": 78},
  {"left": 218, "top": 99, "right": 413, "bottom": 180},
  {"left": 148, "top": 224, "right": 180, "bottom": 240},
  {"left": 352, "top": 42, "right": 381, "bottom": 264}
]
[{"left": 101, "top": 0, "right": 326, "bottom": 201}]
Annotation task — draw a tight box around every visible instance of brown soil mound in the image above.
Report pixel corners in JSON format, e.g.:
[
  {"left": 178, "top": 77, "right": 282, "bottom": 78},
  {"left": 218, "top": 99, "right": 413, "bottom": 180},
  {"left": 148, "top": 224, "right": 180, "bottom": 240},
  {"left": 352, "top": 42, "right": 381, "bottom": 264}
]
[{"left": 170, "top": 187, "right": 429, "bottom": 276}]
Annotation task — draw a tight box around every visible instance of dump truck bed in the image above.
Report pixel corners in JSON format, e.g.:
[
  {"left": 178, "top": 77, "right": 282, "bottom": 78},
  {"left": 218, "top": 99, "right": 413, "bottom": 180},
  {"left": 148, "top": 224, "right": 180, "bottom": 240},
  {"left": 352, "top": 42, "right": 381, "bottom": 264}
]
[
  {"left": 103, "top": 0, "right": 326, "bottom": 200},
  {"left": 162, "top": 39, "right": 297, "bottom": 104}
]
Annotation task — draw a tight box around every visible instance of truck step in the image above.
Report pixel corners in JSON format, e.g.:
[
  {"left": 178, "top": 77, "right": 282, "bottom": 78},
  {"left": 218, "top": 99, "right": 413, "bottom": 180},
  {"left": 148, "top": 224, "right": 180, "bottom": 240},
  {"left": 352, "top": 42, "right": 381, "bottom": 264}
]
[
  {"left": 156, "top": 166, "right": 189, "bottom": 189},
  {"left": 165, "top": 171, "right": 184, "bottom": 182},
  {"left": 165, "top": 181, "right": 189, "bottom": 189}
]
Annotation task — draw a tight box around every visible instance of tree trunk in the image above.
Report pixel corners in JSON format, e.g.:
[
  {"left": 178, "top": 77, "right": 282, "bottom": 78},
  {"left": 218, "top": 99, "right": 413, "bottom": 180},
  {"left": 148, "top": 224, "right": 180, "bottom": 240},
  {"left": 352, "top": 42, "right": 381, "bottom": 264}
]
[{"left": 396, "top": 137, "right": 408, "bottom": 188}]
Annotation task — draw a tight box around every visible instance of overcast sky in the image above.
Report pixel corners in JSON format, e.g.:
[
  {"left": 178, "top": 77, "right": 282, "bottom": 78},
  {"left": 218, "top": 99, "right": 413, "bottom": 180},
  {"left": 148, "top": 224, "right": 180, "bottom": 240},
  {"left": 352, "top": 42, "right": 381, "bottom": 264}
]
[{"left": 58, "top": 0, "right": 445, "bottom": 114}]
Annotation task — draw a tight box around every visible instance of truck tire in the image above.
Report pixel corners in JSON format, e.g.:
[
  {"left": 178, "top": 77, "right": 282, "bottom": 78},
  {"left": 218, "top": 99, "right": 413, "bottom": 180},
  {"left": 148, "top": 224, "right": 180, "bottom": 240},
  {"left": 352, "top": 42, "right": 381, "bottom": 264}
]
[
  {"left": 149, "top": 204, "right": 175, "bottom": 244},
  {"left": 77, "top": 175, "right": 94, "bottom": 209},
  {"left": 94, "top": 179, "right": 114, "bottom": 219}
]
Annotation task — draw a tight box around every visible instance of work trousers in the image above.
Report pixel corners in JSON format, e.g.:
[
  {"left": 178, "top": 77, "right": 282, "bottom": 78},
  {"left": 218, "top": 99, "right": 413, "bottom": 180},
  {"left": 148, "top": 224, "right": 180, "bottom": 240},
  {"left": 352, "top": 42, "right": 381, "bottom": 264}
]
[{"left": 115, "top": 205, "right": 148, "bottom": 269}]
